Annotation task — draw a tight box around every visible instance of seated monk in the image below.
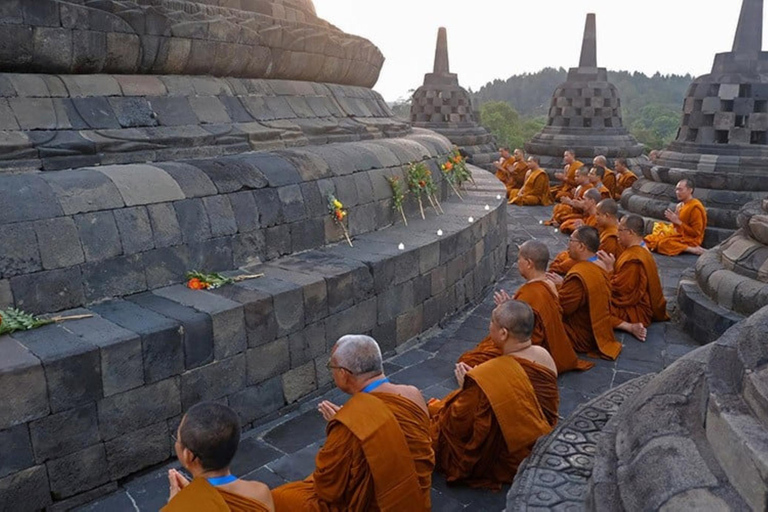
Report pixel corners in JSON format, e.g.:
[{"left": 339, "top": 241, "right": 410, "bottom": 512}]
[
  {"left": 613, "top": 158, "right": 637, "bottom": 200},
  {"left": 493, "top": 147, "right": 516, "bottom": 193},
  {"left": 164, "top": 402, "right": 274, "bottom": 512},
  {"left": 544, "top": 166, "right": 592, "bottom": 226},
  {"left": 593, "top": 155, "right": 616, "bottom": 199},
  {"left": 272, "top": 335, "right": 433, "bottom": 512},
  {"left": 430, "top": 301, "right": 555, "bottom": 489},
  {"left": 588, "top": 165, "right": 612, "bottom": 199},
  {"left": 559, "top": 187, "right": 601, "bottom": 235},
  {"left": 597, "top": 214, "right": 670, "bottom": 329},
  {"left": 550, "top": 198, "right": 623, "bottom": 275},
  {"left": 545, "top": 226, "right": 627, "bottom": 359},
  {"left": 508, "top": 148, "right": 529, "bottom": 191},
  {"left": 551, "top": 149, "right": 584, "bottom": 201},
  {"left": 509, "top": 156, "right": 553, "bottom": 206},
  {"left": 645, "top": 178, "right": 707, "bottom": 256},
  {"left": 459, "top": 240, "right": 593, "bottom": 373}
]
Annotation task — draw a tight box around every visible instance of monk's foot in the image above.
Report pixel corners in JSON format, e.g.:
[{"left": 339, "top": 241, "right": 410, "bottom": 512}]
[{"left": 629, "top": 323, "right": 647, "bottom": 342}]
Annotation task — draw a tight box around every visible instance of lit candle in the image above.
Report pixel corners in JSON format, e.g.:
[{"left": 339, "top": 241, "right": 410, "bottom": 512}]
[
  {"left": 468, "top": 217, "right": 474, "bottom": 223},
  {"left": 437, "top": 229, "right": 443, "bottom": 236},
  {"left": 484, "top": 205, "right": 490, "bottom": 211},
  {"left": 398, "top": 243, "right": 405, "bottom": 250},
  {"left": 496, "top": 195, "right": 502, "bottom": 200}
]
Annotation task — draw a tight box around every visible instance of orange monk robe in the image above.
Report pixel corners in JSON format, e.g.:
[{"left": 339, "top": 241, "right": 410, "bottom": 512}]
[
  {"left": 163, "top": 478, "right": 271, "bottom": 512},
  {"left": 597, "top": 184, "right": 611, "bottom": 199},
  {"left": 559, "top": 261, "right": 622, "bottom": 360},
  {"left": 495, "top": 156, "right": 516, "bottom": 189},
  {"left": 614, "top": 171, "right": 638, "bottom": 200},
  {"left": 610, "top": 244, "right": 670, "bottom": 327},
  {"left": 602, "top": 169, "right": 617, "bottom": 199},
  {"left": 559, "top": 212, "right": 598, "bottom": 235},
  {"left": 514, "top": 357, "right": 560, "bottom": 427},
  {"left": 509, "top": 160, "right": 529, "bottom": 189},
  {"left": 546, "top": 184, "right": 593, "bottom": 225},
  {"left": 509, "top": 168, "right": 553, "bottom": 206},
  {"left": 552, "top": 160, "right": 584, "bottom": 200},
  {"left": 645, "top": 199, "right": 707, "bottom": 256},
  {"left": 272, "top": 393, "right": 433, "bottom": 512},
  {"left": 458, "top": 281, "right": 593, "bottom": 373},
  {"left": 429, "top": 356, "right": 552, "bottom": 490},
  {"left": 550, "top": 225, "right": 623, "bottom": 275}
]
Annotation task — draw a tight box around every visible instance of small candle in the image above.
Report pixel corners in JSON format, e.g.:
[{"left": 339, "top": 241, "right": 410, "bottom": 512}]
[
  {"left": 398, "top": 243, "right": 405, "bottom": 250},
  {"left": 554, "top": 229, "right": 559, "bottom": 233},
  {"left": 539, "top": 220, "right": 544, "bottom": 225},
  {"left": 484, "top": 205, "right": 490, "bottom": 211},
  {"left": 468, "top": 217, "right": 474, "bottom": 223},
  {"left": 496, "top": 195, "right": 502, "bottom": 200},
  {"left": 437, "top": 229, "right": 443, "bottom": 236}
]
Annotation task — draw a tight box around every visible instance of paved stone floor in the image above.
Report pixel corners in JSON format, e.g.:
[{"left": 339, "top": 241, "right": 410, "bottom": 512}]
[{"left": 78, "top": 205, "right": 701, "bottom": 512}]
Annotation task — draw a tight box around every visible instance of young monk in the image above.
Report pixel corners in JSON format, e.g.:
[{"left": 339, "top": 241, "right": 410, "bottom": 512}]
[
  {"left": 458, "top": 240, "right": 593, "bottom": 373},
  {"left": 272, "top": 335, "right": 433, "bottom": 512},
  {"left": 494, "top": 147, "right": 516, "bottom": 192},
  {"left": 430, "top": 301, "right": 555, "bottom": 489},
  {"left": 551, "top": 149, "right": 584, "bottom": 200},
  {"left": 613, "top": 157, "right": 637, "bottom": 200},
  {"left": 509, "top": 149, "right": 529, "bottom": 190},
  {"left": 593, "top": 155, "right": 616, "bottom": 199},
  {"left": 509, "top": 156, "right": 553, "bottom": 206},
  {"left": 544, "top": 166, "right": 592, "bottom": 226},
  {"left": 597, "top": 214, "right": 670, "bottom": 328},
  {"left": 588, "top": 166, "right": 612, "bottom": 199},
  {"left": 550, "top": 198, "right": 623, "bottom": 275},
  {"left": 164, "top": 402, "right": 274, "bottom": 512},
  {"left": 645, "top": 178, "right": 707, "bottom": 256},
  {"left": 559, "top": 187, "right": 601, "bottom": 235}
]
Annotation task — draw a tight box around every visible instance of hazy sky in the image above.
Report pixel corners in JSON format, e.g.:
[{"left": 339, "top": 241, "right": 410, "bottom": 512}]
[{"left": 314, "top": 0, "right": 756, "bottom": 102}]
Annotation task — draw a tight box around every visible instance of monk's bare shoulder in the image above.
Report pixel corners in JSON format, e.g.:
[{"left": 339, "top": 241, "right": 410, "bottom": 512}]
[
  {"left": 517, "top": 346, "right": 558, "bottom": 376},
  {"left": 392, "top": 383, "right": 429, "bottom": 414},
  {"left": 239, "top": 481, "right": 274, "bottom": 510}
]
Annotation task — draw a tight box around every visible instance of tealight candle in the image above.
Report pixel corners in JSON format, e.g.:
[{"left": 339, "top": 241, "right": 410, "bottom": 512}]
[
  {"left": 484, "top": 205, "right": 490, "bottom": 210},
  {"left": 468, "top": 217, "right": 474, "bottom": 223},
  {"left": 398, "top": 243, "right": 405, "bottom": 250},
  {"left": 437, "top": 229, "right": 443, "bottom": 236}
]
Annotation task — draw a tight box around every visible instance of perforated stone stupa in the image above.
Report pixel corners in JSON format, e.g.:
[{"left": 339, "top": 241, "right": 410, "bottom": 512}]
[
  {"left": 524, "top": 14, "right": 645, "bottom": 171},
  {"left": 623, "top": 0, "right": 768, "bottom": 247},
  {"left": 410, "top": 28, "right": 498, "bottom": 170}
]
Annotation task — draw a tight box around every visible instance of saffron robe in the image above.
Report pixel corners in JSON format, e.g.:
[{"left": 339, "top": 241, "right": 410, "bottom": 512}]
[
  {"left": 458, "top": 281, "right": 593, "bottom": 373},
  {"left": 559, "top": 212, "right": 597, "bottom": 236},
  {"left": 610, "top": 245, "right": 670, "bottom": 327},
  {"left": 510, "top": 160, "right": 529, "bottom": 190},
  {"left": 163, "top": 478, "right": 271, "bottom": 512},
  {"left": 552, "top": 160, "right": 585, "bottom": 200},
  {"left": 509, "top": 169, "right": 553, "bottom": 206},
  {"left": 615, "top": 170, "right": 637, "bottom": 200},
  {"left": 495, "top": 156, "right": 516, "bottom": 189},
  {"left": 602, "top": 169, "right": 617, "bottom": 199},
  {"left": 546, "top": 183, "right": 593, "bottom": 225},
  {"left": 549, "top": 225, "right": 623, "bottom": 275},
  {"left": 430, "top": 356, "right": 552, "bottom": 490},
  {"left": 559, "top": 261, "right": 622, "bottom": 360},
  {"left": 644, "top": 199, "right": 707, "bottom": 256},
  {"left": 514, "top": 356, "right": 560, "bottom": 427},
  {"left": 272, "top": 393, "right": 433, "bottom": 512}
]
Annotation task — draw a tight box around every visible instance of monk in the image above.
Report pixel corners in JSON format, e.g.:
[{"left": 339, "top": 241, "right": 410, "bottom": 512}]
[
  {"left": 550, "top": 198, "right": 623, "bottom": 275},
  {"left": 546, "top": 226, "right": 630, "bottom": 359},
  {"left": 544, "top": 166, "right": 592, "bottom": 226},
  {"left": 551, "top": 149, "right": 585, "bottom": 201},
  {"left": 509, "top": 156, "right": 553, "bottom": 206},
  {"left": 644, "top": 178, "right": 707, "bottom": 256},
  {"left": 559, "top": 187, "right": 601, "bottom": 235},
  {"left": 164, "top": 402, "right": 274, "bottom": 512},
  {"left": 588, "top": 166, "right": 612, "bottom": 199},
  {"left": 272, "top": 335, "right": 433, "bottom": 512},
  {"left": 593, "top": 155, "right": 616, "bottom": 199},
  {"left": 430, "top": 301, "right": 555, "bottom": 489},
  {"left": 493, "top": 147, "right": 516, "bottom": 192},
  {"left": 459, "top": 240, "right": 593, "bottom": 373},
  {"left": 508, "top": 149, "right": 529, "bottom": 190},
  {"left": 613, "top": 157, "right": 637, "bottom": 200},
  {"left": 597, "top": 214, "right": 670, "bottom": 328}
]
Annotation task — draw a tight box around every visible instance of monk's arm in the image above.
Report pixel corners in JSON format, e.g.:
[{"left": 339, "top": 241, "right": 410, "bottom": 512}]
[
  {"left": 610, "top": 262, "right": 648, "bottom": 308},
  {"left": 558, "top": 277, "right": 585, "bottom": 316},
  {"left": 312, "top": 424, "right": 361, "bottom": 503},
  {"left": 678, "top": 208, "right": 706, "bottom": 239},
  {"left": 438, "top": 383, "right": 494, "bottom": 473},
  {"left": 531, "top": 174, "right": 550, "bottom": 199}
]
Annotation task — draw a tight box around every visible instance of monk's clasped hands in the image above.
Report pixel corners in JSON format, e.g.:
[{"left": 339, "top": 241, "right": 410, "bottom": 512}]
[
  {"left": 595, "top": 250, "right": 616, "bottom": 273},
  {"left": 454, "top": 362, "right": 472, "bottom": 387},
  {"left": 493, "top": 289, "right": 512, "bottom": 306},
  {"left": 318, "top": 400, "right": 341, "bottom": 421}
]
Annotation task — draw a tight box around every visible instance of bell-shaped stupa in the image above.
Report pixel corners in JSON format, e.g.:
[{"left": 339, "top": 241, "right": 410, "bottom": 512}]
[
  {"left": 410, "top": 28, "right": 498, "bottom": 170},
  {"left": 524, "top": 14, "right": 645, "bottom": 170}
]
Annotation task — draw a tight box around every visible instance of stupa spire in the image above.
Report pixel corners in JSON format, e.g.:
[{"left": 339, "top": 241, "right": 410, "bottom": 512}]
[
  {"left": 732, "top": 0, "right": 763, "bottom": 54},
  {"left": 579, "top": 13, "right": 597, "bottom": 68},
  {"left": 433, "top": 27, "right": 450, "bottom": 74}
]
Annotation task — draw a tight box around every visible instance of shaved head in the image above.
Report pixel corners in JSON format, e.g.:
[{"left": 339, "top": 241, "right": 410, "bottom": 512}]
[
  {"left": 591, "top": 166, "right": 605, "bottom": 179},
  {"left": 492, "top": 300, "right": 535, "bottom": 342},
  {"left": 597, "top": 199, "right": 618, "bottom": 216},
  {"left": 576, "top": 165, "right": 590, "bottom": 176},
  {"left": 584, "top": 188, "right": 602, "bottom": 203},
  {"left": 519, "top": 240, "right": 550, "bottom": 271},
  {"left": 623, "top": 214, "right": 646, "bottom": 236},
  {"left": 594, "top": 155, "right": 607, "bottom": 166},
  {"left": 574, "top": 226, "right": 600, "bottom": 253},
  {"left": 333, "top": 335, "right": 383, "bottom": 376}
]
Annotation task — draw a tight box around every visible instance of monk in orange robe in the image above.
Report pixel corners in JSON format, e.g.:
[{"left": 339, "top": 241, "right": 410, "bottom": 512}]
[
  {"left": 593, "top": 155, "right": 616, "bottom": 199},
  {"left": 545, "top": 166, "right": 592, "bottom": 226},
  {"left": 645, "top": 179, "right": 707, "bottom": 256},
  {"left": 430, "top": 301, "right": 554, "bottom": 489},
  {"left": 164, "top": 402, "right": 274, "bottom": 512},
  {"left": 272, "top": 335, "right": 433, "bottom": 512},
  {"left": 459, "top": 240, "right": 593, "bottom": 373},
  {"left": 597, "top": 214, "right": 670, "bottom": 328},
  {"left": 494, "top": 147, "right": 516, "bottom": 192},
  {"left": 613, "top": 157, "right": 637, "bottom": 200},
  {"left": 508, "top": 149, "right": 529, "bottom": 190},
  {"left": 559, "top": 187, "right": 601, "bottom": 235},
  {"left": 551, "top": 149, "right": 584, "bottom": 201},
  {"left": 509, "top": 155, "right": 553, "bottom": 206},
  {"left": 550, "top": 199, "right": 623, "bottom": 275}
]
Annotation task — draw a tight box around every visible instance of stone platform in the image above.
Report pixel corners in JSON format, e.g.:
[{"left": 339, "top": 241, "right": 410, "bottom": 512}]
[{"left": 68, "top": 204, "right": 700, "bottom": 512}]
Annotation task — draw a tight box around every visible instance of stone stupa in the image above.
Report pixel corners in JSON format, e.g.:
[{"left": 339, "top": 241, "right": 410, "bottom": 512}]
[
  {"left": 623, "top": 0, "right": 768, "bottom": 247},
  {"left": 524, "top": 13, "right": 645, "bottom": 171},
  {"left": 410, "top": 27, "right": 498, "bottom": 170}
]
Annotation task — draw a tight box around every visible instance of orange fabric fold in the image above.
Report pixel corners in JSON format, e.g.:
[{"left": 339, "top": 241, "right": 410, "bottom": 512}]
[
  {"left": 163, "top": 478, "right": 270, "bottom": 512},
  {"left": 513, "top": 357, "right": 560, "bottom": 427},
  {"left": 610, "top": 245, "right": 670, "bottom": 326},
  {"left": 547, "top": 183, "right": 593, "bottom": 225},
  {"left": 510, "top": 169, "right": 553, "bottom": 206},
  {"left": 552, "top": 160, "right": 584, "bottom": 200},
  {"left": 602, "top": 169, "right": 616, "bottom": 199},
  {"left": 550, "top": 225, "right": 623, "bottom": 275},
  {"left": 645, "top": 199, "right": 707, "bottom": 255},
  {"left": 559, "top": 213, "right": 597, "bottom": 235},
  {"left": 615, "top": 171, "right": 637, "bottom": 199}
]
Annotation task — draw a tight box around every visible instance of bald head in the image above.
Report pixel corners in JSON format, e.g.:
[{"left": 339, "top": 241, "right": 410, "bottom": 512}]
[
  {"left": 574, "top": 225, "right": 600, "bottom": 253},
  {"left": 623, "top": 214, "right": 646, "bottom": 237},
  {"left": 593, "top": 155, "right": 607, "bottom": 166},
  {"left": 592, "top": 166, "right": 606, "bottom": 179},
  {"left": 492, "top": 300, "right": 535, "bottom": 342},
  {"left": 519, "top": 240, "right": 550, "bottom": 271},
  {"left": 584, "top": 188, "right": 602, "bottom": 203},
  {"left": 597, "top": 198, "right": 618, "bottom": 216},
  {"left": 576, "top": 165, "right": 590, "bottom": 177},
  {"left": 333, "top": 335, "right": 383, "bottom": 376}
]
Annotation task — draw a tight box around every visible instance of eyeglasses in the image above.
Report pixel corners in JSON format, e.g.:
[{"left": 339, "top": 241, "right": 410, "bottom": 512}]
[
  {"left": 325, "top": 360, "right": 353, "bottom": 374},
  {"left": 568, "top": 237, "right": 583, "bottom": 245}
]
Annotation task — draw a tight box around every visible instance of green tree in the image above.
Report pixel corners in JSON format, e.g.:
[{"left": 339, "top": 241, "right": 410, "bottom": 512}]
[{"left": 479, "top": 101, "right": 545, "bottom": 150}]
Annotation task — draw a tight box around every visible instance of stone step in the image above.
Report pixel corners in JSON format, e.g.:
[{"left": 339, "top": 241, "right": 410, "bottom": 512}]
[
  {"left": 693, "top": 249, "right": 768, "bottom": 318},
  {"left": 677, "top": 277, "right": 744, "bottom": 344}
]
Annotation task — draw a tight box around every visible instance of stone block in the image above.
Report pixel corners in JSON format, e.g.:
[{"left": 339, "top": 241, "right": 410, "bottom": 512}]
[
  {"left": 0, "top": 337, "right": 49, "bottom": 430},
  {"left": 108, "top": 97, "right": 157, "bottom": 128},
  {"left": 253, "top": 187, "right": 284, "bottom": 228},
  {"left": 148, "top": 96, "right": 198, "bottom": 126},
  {"left": 13, "top": 325, "right": 101, "bottom": 413},
  {"left": 68, "top": 97, "right": 120, "bottom": 129},
  {"left": 174, "top": 198, "right": 212, "bottom": 243},
  {"left": 153, "top": 162, "right": 218, "bottom": 199},
  {"left": 203, "top": 195, "right": 238, "bottom": 237},
  {"left": 0, "top": 222, "right": 41, "bottom": 278},
  {"left": 288, "top": 321, "right": 326, "bottom": 369},
  {"left": 299, "top": 181, "right": 327, "bottom": 218},
  {"left": 181, "top": 355, "right": 246, "bottom": 409},
  {"left": 278, "top": 184, "right": 308, "bottom": 223},
  {"left": 41, "top": 169, "right": 125, "bottom": 216},
  {"left": 189, "top": 96, "right": 231, "bottom": 124},
  {"left": 104, "top": 421, "right": 168, "bottom": 481},
  {"left": 246, "top": 337, "right": 290, "bottom": 385},
  {"left": 91, "top": 300, "right": 183, "bottom": 384},
  {"left": 189, "top": 157, "right": 269, "bottom": 194},
  {"left": 250, "top": 153, "right": 302, "bottom": 187},
  {"left": 0, "top": 174, "right": 63, "bottom": 224},
  {"left": 0, "top": 465, "right": 51, "bottom": 511},
  {"left": 228, "top": 191, "right": 260, "bottom": 233},
  {"left": 11, "top": 266, "right": 85, "bottom": 314},
  {"left": 0, "top": 280, "right": 10, "bottom": 308},
  {"left": 377, "top": 280, "right": 415, "bottom": 323},
  {"left": 0, "top": 424, "right": 34, "bottom": 479},
  {"left": 98, "top": 164, "right": 185, "bottom": 207},
  {"left": 113, "top": 206, "right": 154, "bottom": 255},
  {"left": 75, "top": 211, "right": 123, "bottom": 262},
  {"left": 81, "top": 254, "right": 147, "bottom": 303},
  {"left": 238, "top": 277, "right": 305, "bottom": 337},
  {"left": 33, "top": 216, "right": 84, "bottom": 270},
  {"left": 47, "top": 444, "right": 109, "bottom": 500},
  {"left": 212, "top": 285, "right": 277, "bottom": 347},
  {"left": 291, "top": 218, "right": 325, "bottom": 253},
  {"left": 97, "top": 377, "right": 180, "bottom": 440},
  {"left": 147, "top": 202, "right": 183, "bottom": 248},
  {"left": 9, "top": 97, "right": 56, "bottom": 129},
  {"left": 153, "top": 285, "right": 247, "bottom": 360},
  {"left": 282, "top": 361, "right": 317, "bottom": 403},
  {"left": 260, "top": 265, "right": 328, "bottom": 324},
  {"left": 29, "top": 404, "right": 100, "bottom": 464},
  {"left": 233, "top": 230, "right": 266, "bottom": 267},
  {"left": 228, "top": 376, "right": 285, "bottom": 425},
  {"left": 325, "top": 298, "right": 377, "bottom": 342}
]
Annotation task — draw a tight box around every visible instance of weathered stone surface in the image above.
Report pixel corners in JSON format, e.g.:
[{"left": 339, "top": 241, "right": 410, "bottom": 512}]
[
  {"left": 282, "top": 361, "right": 317, "bottom": 403},
  {"left": 47, "top": 444, "right": 110, "bottom": 500},
  {"left": 41, "top": 169, "right": 125, "bottom": 215},
  {"left": 75, "top": 211, "right": 123, "bottom": 262},
  {"left": 29, "top": 403, "right": 100, "bottom": 464},
  {"left": 0, "top": 423, "right": 34, "bottom": 479},
  {"left": 0, "top": 222, "right": 41, "bottom": 278},
  {"left": 113, "top": 206, "right": 154, "bottom": 255},
  {"left": 0, "top": 337, "right": 49, "bottom": 430},
  {"left": 98, "top": 164, "right": 185, "bottom": 206},
  {"left": 104, "top": 421, "right": 168, "bottom": 481},
  {"left": 246, "top": 337, "right": 290, "bottom": 385},
  {"left": 97, "top": 377, "right": 180, "bottom": 441},
  {"left": 180, "top": 355, "right": 246, "bottom": 409},
  {"left": 228, "top": 376, "right": 285, "bottom": 426},
  {"left": 0, "top": 465, "right": 52, "bottom": 511},
  {"left": 33, "top": 217, "right": 84, "bottom": 270}
]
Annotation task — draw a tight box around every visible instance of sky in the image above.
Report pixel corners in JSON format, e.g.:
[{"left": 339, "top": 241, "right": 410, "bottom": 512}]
[{"left": 313, "top": 0, "right": 755, "bottom": 102}]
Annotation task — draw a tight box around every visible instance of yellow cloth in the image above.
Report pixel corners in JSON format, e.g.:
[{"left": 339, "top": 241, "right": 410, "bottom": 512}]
[
  {"left": 645, "top": 199, "right": 707, "bottom": 255},
  {"left": 510, "top": 169, "right": 553, "bottom": 206}
]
